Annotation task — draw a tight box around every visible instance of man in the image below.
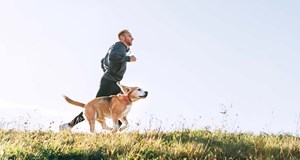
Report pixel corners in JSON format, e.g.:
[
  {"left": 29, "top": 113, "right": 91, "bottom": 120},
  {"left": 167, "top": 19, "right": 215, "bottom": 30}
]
[{"left": 59, "top": 29, "right": 136, "bottom": 131}]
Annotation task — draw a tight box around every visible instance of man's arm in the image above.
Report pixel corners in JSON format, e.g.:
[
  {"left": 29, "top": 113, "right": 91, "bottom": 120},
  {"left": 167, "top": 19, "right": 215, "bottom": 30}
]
[{"left": 109, "top": 43, "right": 136, "bottom": 63}]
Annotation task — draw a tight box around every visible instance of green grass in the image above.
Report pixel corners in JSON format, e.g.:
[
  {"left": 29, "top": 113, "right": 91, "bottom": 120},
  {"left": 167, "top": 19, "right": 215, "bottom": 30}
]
[{"left": 0, "top": 129, "right": 300, "bottom": 159}]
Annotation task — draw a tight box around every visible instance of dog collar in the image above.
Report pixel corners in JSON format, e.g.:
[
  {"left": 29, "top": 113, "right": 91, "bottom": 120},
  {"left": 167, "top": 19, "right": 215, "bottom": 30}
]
[{"left": 125, "top": 95, "right": 132, "bottom": 103}]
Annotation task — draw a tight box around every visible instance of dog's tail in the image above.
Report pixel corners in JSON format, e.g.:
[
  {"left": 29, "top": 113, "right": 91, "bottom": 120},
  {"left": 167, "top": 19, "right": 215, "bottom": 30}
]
[{"left": 63, "top": 95, "right": 85, "bottom": 108}]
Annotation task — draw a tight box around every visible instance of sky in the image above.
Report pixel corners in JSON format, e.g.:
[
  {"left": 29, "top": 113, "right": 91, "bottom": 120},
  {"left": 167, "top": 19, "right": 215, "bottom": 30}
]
[{"left": 0, "top": 0, "right": 300, "bottom": 134}]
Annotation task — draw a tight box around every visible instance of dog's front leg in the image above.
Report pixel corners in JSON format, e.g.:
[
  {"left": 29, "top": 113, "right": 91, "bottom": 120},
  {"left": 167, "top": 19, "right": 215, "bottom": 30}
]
[
  {"left": 97, "top": 119, "right": 112, "bottom": 131},
  {"left": 119, "top": 116, "right": 129, "bottom": 132}
]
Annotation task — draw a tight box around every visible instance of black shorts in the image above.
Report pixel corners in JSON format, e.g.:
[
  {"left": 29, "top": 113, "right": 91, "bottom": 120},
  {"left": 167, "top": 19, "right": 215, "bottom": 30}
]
[{"left": 96, "top": 77, "right": 121, "bottom": 97}]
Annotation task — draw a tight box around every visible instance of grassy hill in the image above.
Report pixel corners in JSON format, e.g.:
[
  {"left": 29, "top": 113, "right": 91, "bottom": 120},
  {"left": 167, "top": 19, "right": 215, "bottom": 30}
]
[{"left": 0, "top": 129, "right": 300, "bottom": 159}]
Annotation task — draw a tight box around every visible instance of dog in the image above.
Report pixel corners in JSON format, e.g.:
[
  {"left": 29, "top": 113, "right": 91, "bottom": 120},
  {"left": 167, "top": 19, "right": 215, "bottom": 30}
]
[{"left": 64, "top": 84, "right": 148, "bottom": 133}]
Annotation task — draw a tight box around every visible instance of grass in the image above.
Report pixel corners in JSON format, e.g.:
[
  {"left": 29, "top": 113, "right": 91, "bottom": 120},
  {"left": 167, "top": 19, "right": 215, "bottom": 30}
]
[{"left": 1, "top": 129, "right": 300, "bottom": 159}]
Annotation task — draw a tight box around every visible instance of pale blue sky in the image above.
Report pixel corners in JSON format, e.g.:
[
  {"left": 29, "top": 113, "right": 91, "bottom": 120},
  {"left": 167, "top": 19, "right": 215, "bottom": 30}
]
[{"left": 0, "top": 0, "right": 300, "bottom": 134}]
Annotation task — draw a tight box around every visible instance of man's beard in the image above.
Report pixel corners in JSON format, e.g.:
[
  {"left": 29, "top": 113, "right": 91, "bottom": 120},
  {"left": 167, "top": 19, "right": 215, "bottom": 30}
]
[{"left": 126, "top": 41, "right": 132, "bottom": 46}]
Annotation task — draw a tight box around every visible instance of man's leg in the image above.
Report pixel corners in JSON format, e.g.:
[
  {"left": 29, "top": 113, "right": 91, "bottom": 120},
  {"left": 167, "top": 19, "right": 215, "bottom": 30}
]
[
  {"left": 59, "top": 112, "right": 85, "bottom": 131},
  {"left": 68, "top": 112, "right": 85, "bottom": 127},
  {"left": 96, "top": 78, "right": 122, "bottom": 127}
]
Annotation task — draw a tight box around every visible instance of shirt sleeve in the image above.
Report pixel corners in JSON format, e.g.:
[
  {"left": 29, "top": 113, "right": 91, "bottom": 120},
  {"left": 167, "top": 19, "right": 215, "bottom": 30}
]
[{"left": 109, "top": 43, "right": 130, "bottom": 63}]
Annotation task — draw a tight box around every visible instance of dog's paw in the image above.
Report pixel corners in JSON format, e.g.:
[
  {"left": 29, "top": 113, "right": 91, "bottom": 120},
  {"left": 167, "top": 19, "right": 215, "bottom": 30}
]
[
  {"left": 112, "top": 125, "right": 120, "bottom": 133},
  {"left": 103, "top": 126, "right": 113, "bottom": 130},
  {"left": 119, "top": 125, "right": 129, "bottom": 132},
  {"left": 112, "top": 128, "right": 118, "bottom": 133}
]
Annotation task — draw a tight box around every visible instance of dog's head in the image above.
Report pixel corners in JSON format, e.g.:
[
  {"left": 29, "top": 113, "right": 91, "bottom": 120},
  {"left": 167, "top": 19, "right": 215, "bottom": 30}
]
[
  {"left": 117, "top": 83, "right": 148, "bottom": 102},
  {"left": 129, "top": 87, "right": 148, "bottom": 98}
]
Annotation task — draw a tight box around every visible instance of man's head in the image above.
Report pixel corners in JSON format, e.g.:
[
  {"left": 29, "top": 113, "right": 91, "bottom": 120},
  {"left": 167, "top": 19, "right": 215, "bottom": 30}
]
[{"left": 118, "top": 29, "right": 134, "bottom": 47}]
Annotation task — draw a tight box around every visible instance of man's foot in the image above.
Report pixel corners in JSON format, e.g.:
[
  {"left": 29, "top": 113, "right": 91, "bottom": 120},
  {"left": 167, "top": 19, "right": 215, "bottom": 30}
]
[{"left": 59, "top": 123, "right": 72, "bottom": 131}]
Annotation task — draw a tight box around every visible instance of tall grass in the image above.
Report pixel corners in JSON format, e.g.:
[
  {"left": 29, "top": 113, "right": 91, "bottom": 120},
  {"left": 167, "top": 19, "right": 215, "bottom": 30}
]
[{"left": 1, "top": 128, "right": 300, "bottom": 159}]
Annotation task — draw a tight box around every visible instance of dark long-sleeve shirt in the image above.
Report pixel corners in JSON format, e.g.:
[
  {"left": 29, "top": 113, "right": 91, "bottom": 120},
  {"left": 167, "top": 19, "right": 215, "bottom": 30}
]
[{"left": 102, "top": 42, "right": 130, "bottom": 82}]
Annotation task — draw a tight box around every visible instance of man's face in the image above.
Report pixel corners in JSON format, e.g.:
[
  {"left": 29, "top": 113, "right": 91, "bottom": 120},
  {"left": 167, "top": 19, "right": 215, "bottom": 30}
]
[{"left": 122, "top": 32, "right": 134, "bottom": 46}]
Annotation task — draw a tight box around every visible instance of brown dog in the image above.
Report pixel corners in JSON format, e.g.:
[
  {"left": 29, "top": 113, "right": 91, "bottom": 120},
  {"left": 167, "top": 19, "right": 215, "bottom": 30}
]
[{"left": 64, "top": 84, "right": 148, "bottom": 133}]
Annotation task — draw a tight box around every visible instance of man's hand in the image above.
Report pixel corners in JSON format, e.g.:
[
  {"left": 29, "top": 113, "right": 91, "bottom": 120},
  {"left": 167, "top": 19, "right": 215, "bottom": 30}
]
[{"left": 130, "top": 55, "right": 137, "bottom": 62}]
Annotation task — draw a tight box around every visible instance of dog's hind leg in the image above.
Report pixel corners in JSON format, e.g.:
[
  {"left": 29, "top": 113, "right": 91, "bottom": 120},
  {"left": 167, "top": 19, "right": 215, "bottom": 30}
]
[
  {"left": 88, "top": 119, "right": 96, "bottom": 133},
  {"left": 84, "top": 108, "right": 97, "bottom": 133}
]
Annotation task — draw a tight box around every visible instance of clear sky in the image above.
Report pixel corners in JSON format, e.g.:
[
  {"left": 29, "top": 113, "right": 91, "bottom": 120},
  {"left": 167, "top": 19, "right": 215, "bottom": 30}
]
[{"left": 0, "top": 0, "right": 300, "bottom": 134}]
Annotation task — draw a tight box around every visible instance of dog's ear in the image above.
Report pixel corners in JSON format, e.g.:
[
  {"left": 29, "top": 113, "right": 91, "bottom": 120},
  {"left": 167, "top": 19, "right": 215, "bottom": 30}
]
[
  {"left": 117, "top": 83, "right": 131, "bottom": 94},
  {"left": 121, "top": 85, "right": 131, "bottom": 94}
]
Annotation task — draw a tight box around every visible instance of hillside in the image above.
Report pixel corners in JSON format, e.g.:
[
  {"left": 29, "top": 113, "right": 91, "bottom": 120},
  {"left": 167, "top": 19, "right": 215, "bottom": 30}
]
[{"left": 0, "top": 129, "right": 300, "bottom": 159}]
